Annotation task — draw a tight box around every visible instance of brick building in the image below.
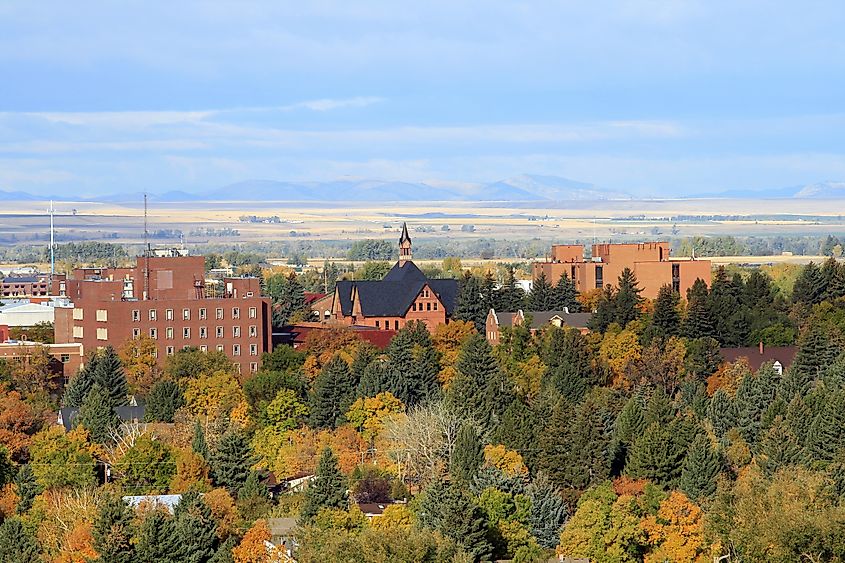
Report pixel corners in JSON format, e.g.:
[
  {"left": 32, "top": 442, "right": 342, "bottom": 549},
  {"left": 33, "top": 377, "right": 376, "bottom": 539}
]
[
  {"left": 331, "top": 224, "right": 458, "bottom": 331},
  {"left": 0, "top": 341, "right": 84, "bottom": 379},
  {"left": 54, "top": 255, "right": 272, "bottom": 374},
  {"left": 485, "top": 309, "right": 592, "bottom": 345},
  {"left": 532, "top": 242, "right": 711, "bottom": 300},
  {"left": 1, "top": 272, "right": 66, "bottom": 298}
]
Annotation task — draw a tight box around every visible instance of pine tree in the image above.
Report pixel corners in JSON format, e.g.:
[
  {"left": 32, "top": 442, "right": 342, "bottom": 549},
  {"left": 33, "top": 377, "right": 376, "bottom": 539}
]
[
  {"left": 93, "top": 494, "right": 135, "bottom": 563},
  {"left": 357, "top": 358, "right": 390, "bottom": 398},
  {"left": 614, "top": 267, "right": 643, "bottom": 327},
  {"left": 543, "top": 326, "right": 594, "bottom": 402},
  {"left": 454, "top": 273, "right": 487, "bottom": 332},
  {"left": 611, "top": 395, "right": 646, "bottom": 471},
  {"left": 652, "top": 284, "right": 681, "bottom": 337},
  {"left": 786, "top": 394, "right": 813, "bottom": 446},
  {"left": 757, "top": 419, "right": 805, "bottom": 476},
  {"left": 526, "top": 474, "right": 568, "bottom": 549},
  {"left": 309, "top": 355, "right": 355, "bottom": 429},
  {"left": 429, "top": 484, "right": 494, "bottom": 561},
  {"left": 481, "top": 270, "right": 497, "bottom": 313},
  {"left": 792, "top": 319, "right": 841, "bottom": 384},
  {"left": 350, "top": 343, "right": 377, "bottom": 386},
  {"left": 707, "top": 388, "right": 736, "bottom": 438},
  {"left": 735, "top": 373, "right": 765, "bottom": 446},
  {"left": 414, "top": 345, "right": 442, "bottom": 404},
  {"left": 145, "top": 380, "right": 184, "bottom": 423},
  {"left": 589, "top": 285, "right": 617, "bottom": 332},
  {"left": 192, "top": 419, "right": 209, "bottom": 460},
  {"left": 211, "top": 430, "right": 253, "bottom": 495},
  {"left": 301, "top": 447, "right": 347, "bottom": 520},
  {"left": 679, "top": 434, "right": 720, "bottom": 501},
  {"left": 446, "top": 334, "right": 508, "bottom": 432},
  {"left": 15, "top": 464, "right": 41, "bottom": 515},
  {"left": 806, "top": 391, "right": 845, "bottom": 463},
  {"left": 792, "top": 261, "right": 824, "bottom": 305},
  {"left": 529, "top": 271, "right": 553, "bottom": 311},
  {"left": 238, "top": 470, "right": 267, "bottom": 501},
  {"left": 136, "top": 509, "right": 178, "bottom": 563},
  {"left": 173, "top": 491, "right": 219, "bottom": 563},
  {"left": 0, "top": 517, "right": 40, "bottom": 563},
  {"left": 450, "top": 423, "right": 484, "bottom": 484},
  {"left": 78, "top": 382, "right": 119, "bottom": 444},
  {"left": 492, "top": 398, "right": 539, "bottom": 470},
  {"left": 684, "top": 279, "right": 714, "bottom": 338},
  {"left": 495, "top": 267, "right": 526, "bottom": 311},
  {"left": 552, "top": 273, "right": 580, "bottom": 312},
  {"left": 643, "top": 386, "right": 675, "bottom": 428},
  {"left": 63, "top": 352, "right": 100, "bottom": 408},
  {"left": 93, "top": 346, "right": 129, "bottom": 406},
  {"left": 625, "top": 422, "right": 687, "bottom": 488}
]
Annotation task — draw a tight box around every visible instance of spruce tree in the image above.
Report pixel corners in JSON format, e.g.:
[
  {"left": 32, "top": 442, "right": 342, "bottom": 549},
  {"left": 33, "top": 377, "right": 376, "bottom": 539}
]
[
  {"left": 309, "top": 355, "right": 355, "bottom": 429},
  {"left": 135, "top": 509, "right": 178, "bottom": 563},
  {"left": 145, "top": 380, "right": 184, "bottom": 423},
  {"left": 495, "top": 267, "right": 526, "bottom": 311},
  {"left": 414, "top": 345, "right": 442, "bottom": 404},
  {"left": 238, "top": 470, "right": 267, "bottom": 501},
  {"left": 643, "top": 386, "right": 675, "bottom": 428},
  {"left": 625, "top": 422, "right": 687, "bottom": 488},
  {"left": 757, "top": 419, "right": 805, "bottom": 476},
  {"left": 15, "top": 464, "right": 41, "bottom": 515},
  {"left": 357, "top": 359, "right": 390, "bottom": 398},
  {"left": 552, "top": 273, "right": 580, "bottom": 312},
  {"left": 211, "top": 430, "right": 253, "bottom": 495},
  {"left": 428, "top": 484, "right": 494, "bottom": 562},
  {"left": 735, "top": 373, "right": 765, "bottom": 446},
  {"left": 481, "top": 270, "right": 497, "bottom": 313},
  {"left": 78, "top": 382, "right": 119, "bottom": 444},
  {"left": 792, "top": 261, "right": 824, "bottom": 305},
  {"left": 0, "top": 517, "right": 40, "bottom": 563},
  {"left": 543, "top": 326, "right": 594, "bottom": 402},
  {"left": 707, "top": 388, "right": 736, "bottom": 438},
  {"left": 93, "top": 346, "right": 129, "bottom": 406},
  {"left": 173, "top": 491, "right": 219, "bottom": 563},
  {"left": 684, "top": 279, "right": 714, "bottom": 339},
  {"left": 191, "top": 419, "right": 209, "bottom": 460},
  {"left": 786, "top": 394, "right": 813, "bottom": 446},
  {"left": 446, "top": 334, "right": 508, "bottom": 432},
  {"left": 611, "top": 395, "right": 646, "bottom": 471},
  {"left": 492, "top": 398, "right": 539, "bottom": 470},
  {"left": 64, "top": 351, "right": 101, "bottom": 408},
  {"left": 806, "top": 391, "right": 845, "bottom": 463},
  {"left": 526, "top": 474, "right": 568, "bottom": 549},
  {"left": 792, "top": 319, "right": 841, "bottom": 384},
  {"left": 652, "top": 284, "right": 681, "bottom": 337},
  {"left": 301, "top": 447, "right": 347, "bottom": 520},
  {"left": 454, "top": 273, "right": 487, "bottom": 332},
  {"left": 350, "top": 343, "right": 378, "bottom": 386},
  {"left": 679, "top": 434, "right": 720, "bottom": 501},
  {"left": 589, "top": 285, "right": 616, "bottom": 332},
  {"left": 529, "top": 271, "right": 553, "bottom": 311},
  {"left": 614, "top": 267, "right": 643, "bottom": 327},
  {"left": 450, "top": 423, "right": 484, "bottom": 484},
  {"left": 93, "top": 494, "right": 135, "bottom": 563}
]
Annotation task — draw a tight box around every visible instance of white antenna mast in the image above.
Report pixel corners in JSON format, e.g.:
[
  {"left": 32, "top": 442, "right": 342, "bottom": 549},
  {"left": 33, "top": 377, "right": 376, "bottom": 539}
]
[
  {"left": 143, "top": 193, "right": 150, "bottom": 300},
  {"left": 49, "top": 200, "right": 55, "bottom": 276}
]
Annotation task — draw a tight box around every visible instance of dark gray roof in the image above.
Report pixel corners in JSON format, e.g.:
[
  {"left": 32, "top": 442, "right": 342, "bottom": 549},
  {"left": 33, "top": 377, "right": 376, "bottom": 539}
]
[
  {"left": 59, "top": 404, "right": 146, "bottom": 431},
  {"left": 337, "top": 261, "right": 458, "bottom": 317},
  {"left": 399, "top": 222, "right": 412, "bottom": 245},
  {"left": 494, "top": 310, "right": 592, "bottom": 330},
  {"left": 3, "top": 277, "right": 40, "bottom": 283}
]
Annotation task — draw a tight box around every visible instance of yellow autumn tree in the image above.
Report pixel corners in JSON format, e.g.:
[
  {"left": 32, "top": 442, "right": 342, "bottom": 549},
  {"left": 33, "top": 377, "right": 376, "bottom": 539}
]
[
  {"left": 370, "top": 504, "right": 413, "bottom": 531},
  {"left": 599, "top": 328, "right": 642, "bottom": 388},
  {"left": 233, "top": 519, "right": 272, "bottom": 563},
  {"left": 183, "top": 370, "right": 244, "bottom": 421},
  {"left": 640, "top": 491, "right": 708, "bottom": 563},
  {"left": 483, "top": 444, "right": 528, "bottom": 477},
  {"left": 118, "top": 334, "right": 162, "bottom": 396},
  {"left": 345, "top": 392, "right": 405, "bottom": 442},
  {"left": 55, "top": 521, "right": 98, "bottom": 563},
  {"left": 431, "top": 320, "right": 476, "bottom": 387}
]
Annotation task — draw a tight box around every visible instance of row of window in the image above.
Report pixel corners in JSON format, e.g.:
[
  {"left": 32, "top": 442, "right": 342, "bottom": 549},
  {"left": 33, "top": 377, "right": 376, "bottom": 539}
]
[
  {"left": 132, "top": 325, "right": 259, "bottom": 340},
  {"left": 131, "top": 306, "right": 257, "bottom": 322},
  {"left": 411, "top": 301, "right": 438, "bottom": 312},
  {"left": 375, "top": 320, "right": 400, "bottom": 330}
]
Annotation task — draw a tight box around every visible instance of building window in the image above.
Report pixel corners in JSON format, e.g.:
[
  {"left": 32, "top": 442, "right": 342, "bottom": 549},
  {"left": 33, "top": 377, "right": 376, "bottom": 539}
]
[
  {"left": 426, "top": 302, "right": 431, "bottom": 311},
  {"left": 216, "top": 326, "right": 224, "bottom": 338},
  {"left": 250, "top": 362, "right": 258, "bottom": 373},
  {"left": 434, "top": 302, "right": 438, "bottom": 311},
  {"left": 199, "top": 308, "right": 207, "bottom": 320},
  {"left": 132, "top": 310, "right": 140, "bottom": 322},
  {"left": 166, "top": 327, "right": 174, "bottom": 339},
  {"left": 249, "top": 307, "right": 257, "bottom": 319},
  {"left": 150, "top": 328, "right": 158, "bottom": 339},
  {"left": 232, "top": 307, "right": 240, "bottom": 319},
  {"left": 60, "top": 354, "right": 70, "bottom": 363},
  {"left": 233, "top": 344, "right": 241, "bottom": 356},
  {"left": 183, "top": 308, "right": 190, "bottom": 320},
  {"left": 200, "top": 326, "right": 207, "bottom": 338},
  {"left": 132, "top": 328, "right": 141, "bottom": 338},
  {"left": 394, "top": 320, "right": 399, "bottom": 330},
  {"left": 166, "top": 309, "right": 174, "bottom": 321},
  {"left": 376, "top": 320, "right": 380, "bottom": 329},
  {"left": 151, "top": 348, "right": 158, "bottom": 358},
  {"left": 236, "top": 363, "right": 242, "bottom": 374},
  {"left": 200, "top": 345, "right": 208, "bottom": 352},
  {"left": 183, "top": 327, "right": 190, "bottom": 339},
  {"left": 166, "top": 346, "right": 175, "bottom": 356},
  {"left": 96, "top": 309, "right": 108, "bottom": 322},
  {"left": 412, "top": 303, "right": 416, "bottom": 311},
  {"left": 672, "top": 263, "right": 681, "bottom": 293},
  {"left": 249, "top": 325, "right": 257, "bottom": 337},
  {"left": 73, "top": 308, "right": 84, "bottom": 320},
  {"left": 216, "top": 308, "right": 224, "bottom": 320},
  {"left": 96, "top": 328, "right": 108, "bottom": 341},
  {"left": 250, "top": 344, "right": 257, "bottom": 356},
  {"left": 233, "top": 326, "right": 241, "bottom": 338},
  {"left": 149, "top": 309, "right": 157, "bottom": 321},
  {"left": 217, "top": 345, "right": 224, "bottom": 352},
  {"left": 595, "top": 265, "right": 603, "bottom": 289}
]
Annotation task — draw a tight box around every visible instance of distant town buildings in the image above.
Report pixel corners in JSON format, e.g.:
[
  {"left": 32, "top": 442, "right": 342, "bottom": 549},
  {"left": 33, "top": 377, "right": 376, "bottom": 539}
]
[
  {"left": 0, "top": 297, "right": 72, "bottom": 328},
  {"left": 330, "top": 224, "right": 458, "bottom": 330},
  {"left": 54, "top": 254, "right": 272, "bottom": 374},
  {"left": 532, "top": 242, "right": 711, "bottom": 299}
]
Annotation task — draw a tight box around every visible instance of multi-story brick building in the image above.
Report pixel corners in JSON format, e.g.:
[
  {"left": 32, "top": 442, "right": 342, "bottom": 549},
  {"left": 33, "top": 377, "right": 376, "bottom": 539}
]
[
  {"left": 330, "top": 224, "right": 458, "bottom": 331},
  {"left": 532, "top": 242, "right": 711, "bottom": 300},
  {"left": 54, "top": 255, "right": 272, "bottom": 374},
  {"left": 1, "top": 272, "right": 66, "bottom": 298}
]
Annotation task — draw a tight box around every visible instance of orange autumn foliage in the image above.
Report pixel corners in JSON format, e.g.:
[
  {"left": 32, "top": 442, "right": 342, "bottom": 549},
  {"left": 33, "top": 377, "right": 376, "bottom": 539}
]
[
  {"left": 0, "top": 388, "right": 46, "bottom": 462},
  {"left": 0, "top": 484, "right": 17, "bottom": 519},
  {"left": 612, "top": 476, "right": 650, "bottom": 497},
  {"left": 640, "top": 491, "right": 708, "bottom": 563},
  {"left": 706, "top": 358, "right": 751, "bottom": 397},
  {"left": 233, "top": 519, "right": 272, "bottom": 563},
  {"left": 205, "top": 488, "right": 240, "bottom": 540},
  {"left": 55, "top": 521, "right": 98, "bottom": 563}
]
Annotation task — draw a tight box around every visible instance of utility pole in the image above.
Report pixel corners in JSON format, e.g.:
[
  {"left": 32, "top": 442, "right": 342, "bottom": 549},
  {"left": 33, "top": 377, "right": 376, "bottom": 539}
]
[{"left": 143, "top": 193, "right": 150, "bottom": 300}]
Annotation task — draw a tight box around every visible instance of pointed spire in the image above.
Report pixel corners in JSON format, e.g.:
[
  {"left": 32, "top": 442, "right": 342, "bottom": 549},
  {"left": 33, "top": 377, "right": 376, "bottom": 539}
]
[
  {"left": 399, "top": 222, "right": 412, "bottom": 264},
  {"left": 399, "top": 222, "right": 411, "bottom": 245}
]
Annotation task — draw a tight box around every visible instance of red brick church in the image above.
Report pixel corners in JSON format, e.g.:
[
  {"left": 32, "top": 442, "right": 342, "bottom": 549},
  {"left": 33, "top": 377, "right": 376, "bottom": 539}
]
[{"left": 330, "top": 223, "right": 458, "bottom": 330}]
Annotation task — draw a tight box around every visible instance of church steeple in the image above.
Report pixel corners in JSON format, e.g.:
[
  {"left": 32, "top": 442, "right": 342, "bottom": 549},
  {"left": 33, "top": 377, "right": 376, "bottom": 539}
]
[{"left": 399, "top": 222, "right": 412, "bottom": 265}]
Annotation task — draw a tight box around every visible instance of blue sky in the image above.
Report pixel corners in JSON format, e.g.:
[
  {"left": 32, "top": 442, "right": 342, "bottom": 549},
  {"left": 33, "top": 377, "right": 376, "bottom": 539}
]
[{"left": 1, "top": 1, "right": 844, "bottom": 197}]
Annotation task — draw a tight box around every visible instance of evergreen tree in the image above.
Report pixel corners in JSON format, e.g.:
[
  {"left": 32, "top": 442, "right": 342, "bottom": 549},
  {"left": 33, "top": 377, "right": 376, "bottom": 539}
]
[
  {"left": 446, "top": 334, "right": 510, "bottom": 432},
  {"left": 588, "top": 285, "right": 616, "bottom": 333},
  {"left": 357, "top": 358, "right": 390, "bottom": 398},
  {"left": 735, "top": 373, "right": 765, "bottom": 446},
  {"left": 757, "top": 419, "right": 805, "bottom": 476},
  {"left": 652, "top": 284, "right": 681, "bottom": 337},
  {"left": 0, "top": 517, "right": 40, "bottom": 563},
  {"left": 63, "top": 352, "right": 101, "bottom": 408},
  {"left": 551, "top": 273, "right": 580, "bottom": 312},
  {"left": 806, "top": 390, "right": 845, "bottom": 463},
  {"left": 414, "top": 344, "right": 442, "bottom": 404},
  {"left": 707, "top": 388, "right": 736, "bottom": 438},
  {"left": 543, "top": 326, "right": 594, "bottom": 402},
  {"left": 526, "top": 474, "right": 569, "bottom": 549},
  {"left": 614, "top": 267, "right": 643, "bottom": 327},
  {"left": 684, "top": 279, "right": 715, "bottom": 338},
  {"left": 309, "top": 355, "right": 356, "bottom": 429},
  {"left": 792, "top": 261, "right": 824, "bottom": 305},
  {"left": 481, "top": 270, "right": 498, "bottom": 313},
  {"left": 643, "top": 386, "right": 675, "bottom": 428},
  {"left": 191, "top": 419, "right": 209, "bottom": 460},
  {"left": 78, "top": 382, "right": 119, "bottom": 444},
  {"left": 145, "top": 380, "right": 184, "bottom": 423},
  {"left": 211, "top": 430, "right": 253, "bottom": 495},
  {"left": 786, "top": 394, "right": 813, "bottom": 446},
  {"left": 208, "top": 538, "right": 236, "bottom": 563},
  {"left": 93, "top": 346, "right": 129, "bottom": 406},
  {"left": 384, "top": 324, "right": 440, "bottom": 406},
  {"left": 450, "top": 423, "right": 484, "bottom": 484},
  {"left": 625, "top": 422, "right": 687, "bottom": 488},
  {"left": 93, "top": 494, "right": 135, "bottom": 563},
  {"left": 15, "top": 464, "right": 41, "bottom": 515},
  {"left": 492, "top": 398, "right": 539, "bottom": 470},
  {"left": 528, "top": 271, "right": 553, "bottom": 311},
  {"left": 454, "top": 272, "right": 487, "bottom": 332},
  {"left": 495, "top": 267, "right": 525, "bottom": 311},
  {"left": 301, "top": 447, "right": 347, "bottom": 520},
  {"left": 679, "top": 433, "right": 720, "bottom": 501},
  {"left": 238, "top": 470, "right": 267, "bottom": 501},
  {"left": 424, "top": 484, "right": 493, "bottom": 561},
  {"left": 792, "top": 319, "right": 841, "bottom": 384},
  {"left": 611, "top": 395, "right": 646, "bottom": 472},
  {"left": 350, "top": 343, "right": 378, "bottom": 386},
  {"left": 173, "top": 491, "right": 219, "bottom": 563},
  {"left": 135, "top": 509, "right": 178, "bottom": 563}
]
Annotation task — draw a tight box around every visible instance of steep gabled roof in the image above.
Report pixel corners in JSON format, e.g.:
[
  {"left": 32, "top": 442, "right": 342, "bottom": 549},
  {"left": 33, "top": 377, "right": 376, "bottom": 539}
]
[{"left": 399, "top": 222, "right": 412, "bottom": 245}]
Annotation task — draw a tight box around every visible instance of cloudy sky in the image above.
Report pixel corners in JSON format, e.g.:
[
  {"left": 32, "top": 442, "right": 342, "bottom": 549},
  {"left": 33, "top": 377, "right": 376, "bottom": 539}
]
[{"left": 1, "top": 1, "right": 844, "bottom": 197}]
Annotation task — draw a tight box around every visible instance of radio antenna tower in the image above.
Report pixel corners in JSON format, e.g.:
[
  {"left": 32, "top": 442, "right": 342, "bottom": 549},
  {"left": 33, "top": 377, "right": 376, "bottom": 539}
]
[
  {"left": 49, "top": 200, "right": 55, "bottom": 276},
  {"left": 143, "top": 193, "right": 150, "bottom": 300}
]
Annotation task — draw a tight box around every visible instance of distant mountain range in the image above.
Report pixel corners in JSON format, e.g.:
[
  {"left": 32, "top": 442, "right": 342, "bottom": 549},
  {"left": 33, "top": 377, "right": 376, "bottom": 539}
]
[{"left": 2, "top": 176, "right": 845, "bottom": 203}]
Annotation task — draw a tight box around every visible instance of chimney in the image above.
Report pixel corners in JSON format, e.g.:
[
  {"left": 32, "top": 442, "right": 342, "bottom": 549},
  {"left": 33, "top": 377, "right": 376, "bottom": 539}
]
[{"left": 759, "top": 341, "right": 764, "bottom": 355}]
